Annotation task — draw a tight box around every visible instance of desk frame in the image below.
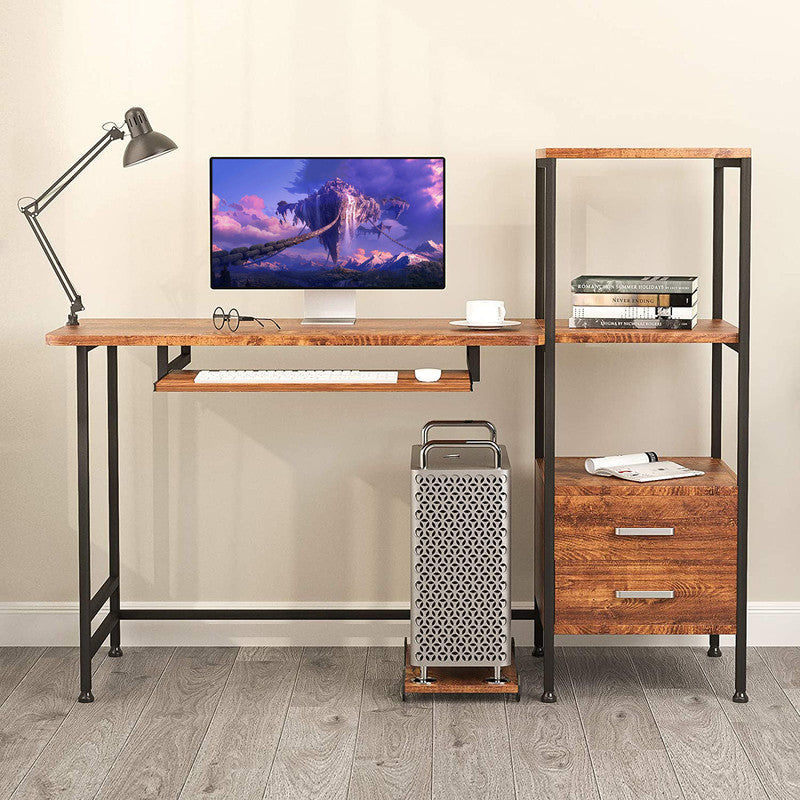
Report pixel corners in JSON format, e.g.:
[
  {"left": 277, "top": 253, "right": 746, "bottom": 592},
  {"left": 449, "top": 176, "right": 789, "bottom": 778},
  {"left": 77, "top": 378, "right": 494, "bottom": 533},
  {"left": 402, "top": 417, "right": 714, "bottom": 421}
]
[{"left": 62, "top": 320, "right": 543, "bottom": 702}]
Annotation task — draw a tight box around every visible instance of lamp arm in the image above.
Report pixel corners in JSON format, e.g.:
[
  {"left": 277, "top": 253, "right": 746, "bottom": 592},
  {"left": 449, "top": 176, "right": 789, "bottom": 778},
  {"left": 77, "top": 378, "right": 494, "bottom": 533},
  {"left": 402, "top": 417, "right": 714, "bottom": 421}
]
[
  {"left": 19, "top": 124, "right": 125, "bottom": 325},
  {"left": 23, "top": 212, "right": 83, "bottom": 319}
]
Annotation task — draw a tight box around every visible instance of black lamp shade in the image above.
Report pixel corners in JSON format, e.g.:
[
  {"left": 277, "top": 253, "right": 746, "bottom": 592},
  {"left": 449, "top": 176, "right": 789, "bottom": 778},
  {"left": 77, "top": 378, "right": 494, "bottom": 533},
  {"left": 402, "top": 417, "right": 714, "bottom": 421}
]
[{"left": 122, "top": 107, "right": 177, "bottom": 167}]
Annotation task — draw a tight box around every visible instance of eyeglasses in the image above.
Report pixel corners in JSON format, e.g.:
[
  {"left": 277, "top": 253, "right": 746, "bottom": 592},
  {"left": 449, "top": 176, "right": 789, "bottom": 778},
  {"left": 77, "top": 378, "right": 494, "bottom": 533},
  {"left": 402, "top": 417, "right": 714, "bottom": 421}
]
[{"left": 212, "top": 307, "right": 281, "bottom": 332}]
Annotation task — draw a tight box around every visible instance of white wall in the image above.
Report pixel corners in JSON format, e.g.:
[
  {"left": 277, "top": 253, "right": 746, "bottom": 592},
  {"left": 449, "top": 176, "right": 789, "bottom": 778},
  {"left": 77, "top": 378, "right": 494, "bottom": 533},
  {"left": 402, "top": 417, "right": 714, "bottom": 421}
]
[{"left": 1, "top": 0, "right": 797, "bottom": 638}]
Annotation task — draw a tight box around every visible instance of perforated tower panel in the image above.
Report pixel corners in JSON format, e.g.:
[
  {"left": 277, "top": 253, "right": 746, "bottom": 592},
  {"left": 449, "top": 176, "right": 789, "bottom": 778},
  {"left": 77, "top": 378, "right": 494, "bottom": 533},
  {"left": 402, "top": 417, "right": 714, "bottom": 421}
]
[{"left": 411, "top": 441, "right": 511, "bottom": 668}]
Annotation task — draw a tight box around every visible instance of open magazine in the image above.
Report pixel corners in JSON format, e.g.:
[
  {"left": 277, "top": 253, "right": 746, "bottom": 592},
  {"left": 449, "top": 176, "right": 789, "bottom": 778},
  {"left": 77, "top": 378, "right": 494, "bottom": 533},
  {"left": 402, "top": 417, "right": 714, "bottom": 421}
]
[{"left": 584, "top": 452, "right": 704, "bottom": 483}]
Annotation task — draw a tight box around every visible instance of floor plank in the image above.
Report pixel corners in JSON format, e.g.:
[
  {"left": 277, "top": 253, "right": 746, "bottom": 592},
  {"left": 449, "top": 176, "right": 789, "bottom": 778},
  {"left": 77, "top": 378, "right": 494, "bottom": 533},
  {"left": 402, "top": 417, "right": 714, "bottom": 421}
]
[
  {"left": 697, "top": 647, "right": 800, "bottom": 799},
  {"left": 628, "top": 647, "right": 766, "bottom": 800},
  {"left": 0, "top": 649, "right": 44, "bottom": 709},
  {"left": 263, "top": 647, "right": 367, "bottom": 800},
  {"left": 0, "top": 648, "right": 99, "bottom": 799},
  {"left": 349, "top": 647, "right": 432, "bottom": 800},
  {"left": 10, "top": 648, "right": 173, "bottom": 800},
  {"left": 2, "top": 645, "right": 798, "bottom": 800},
  {"left": 92, "top": 647, "right": 237, "bottom": 800},
  {"left": 178, "top": 647, "right": 302, "bottom": 800},
  {"left": 433, "top": 694, "right": 515, "bottom": 800},
  {"left": 758, "top": 647, "right": 800, "bottom": 713},
  {"left": 564, "top": 647, "right": 682, "bottom": 800},
  {"left": 506, "top": 649, "right": 598, "bottom": 800}
]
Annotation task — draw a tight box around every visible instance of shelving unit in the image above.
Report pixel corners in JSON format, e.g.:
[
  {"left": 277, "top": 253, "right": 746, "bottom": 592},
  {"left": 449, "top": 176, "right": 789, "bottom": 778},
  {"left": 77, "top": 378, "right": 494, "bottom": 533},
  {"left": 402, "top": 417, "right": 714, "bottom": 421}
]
[{"left": 533, "top": 148, "right": 751, "bottom": 704}]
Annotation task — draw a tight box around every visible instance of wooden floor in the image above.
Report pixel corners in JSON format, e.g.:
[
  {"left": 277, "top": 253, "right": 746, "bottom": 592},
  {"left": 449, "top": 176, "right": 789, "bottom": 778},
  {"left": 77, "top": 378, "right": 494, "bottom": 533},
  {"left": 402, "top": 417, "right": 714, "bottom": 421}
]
[{"left": 1, "top": 646, "right": 799, "bottom": 799}]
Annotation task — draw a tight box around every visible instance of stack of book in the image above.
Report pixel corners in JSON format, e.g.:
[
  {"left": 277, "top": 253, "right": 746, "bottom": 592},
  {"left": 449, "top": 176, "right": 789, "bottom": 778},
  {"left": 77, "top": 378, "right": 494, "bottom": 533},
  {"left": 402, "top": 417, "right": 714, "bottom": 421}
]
[{"left": 569, "top": 275, "right": 699, "bottom": 329}]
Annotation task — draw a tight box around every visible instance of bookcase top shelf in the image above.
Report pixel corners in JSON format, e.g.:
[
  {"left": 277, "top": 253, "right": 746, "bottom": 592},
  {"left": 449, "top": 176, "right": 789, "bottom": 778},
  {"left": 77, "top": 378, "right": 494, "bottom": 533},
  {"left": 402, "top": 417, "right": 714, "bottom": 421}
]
[
  {"left": 536, "top": 148, "right": 751, "bottom": 160},
  {"left": 555, "top": 319, "right": 738, "bottom": 344}
]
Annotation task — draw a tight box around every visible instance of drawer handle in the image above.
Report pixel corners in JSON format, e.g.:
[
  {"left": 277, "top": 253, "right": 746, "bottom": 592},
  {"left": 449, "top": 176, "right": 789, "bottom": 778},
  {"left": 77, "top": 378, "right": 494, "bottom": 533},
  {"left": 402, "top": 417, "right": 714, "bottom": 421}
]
[
  {"left": 615, "top": 527, "right": 674, "bottom": 537},
  {"left": 615, "top": 590, "right": 675, "bottom": 599}
]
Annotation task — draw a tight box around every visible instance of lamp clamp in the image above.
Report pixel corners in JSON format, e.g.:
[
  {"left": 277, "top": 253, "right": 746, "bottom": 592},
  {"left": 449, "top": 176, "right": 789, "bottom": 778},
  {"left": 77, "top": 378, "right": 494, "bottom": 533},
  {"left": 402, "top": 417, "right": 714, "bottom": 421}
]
[{"left": 67, "top": 296, "right": 85, "bottom": 326}]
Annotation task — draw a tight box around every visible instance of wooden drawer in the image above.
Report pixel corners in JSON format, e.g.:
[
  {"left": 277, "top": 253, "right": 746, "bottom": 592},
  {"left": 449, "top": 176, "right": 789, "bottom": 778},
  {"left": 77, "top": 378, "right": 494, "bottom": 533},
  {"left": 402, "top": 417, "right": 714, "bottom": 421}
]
[
  {"left": 554, "top": 495, "right": 737, "bottom": 565},
  {"left": 554, "top": 563, "right": 737, "bottom": 635}
]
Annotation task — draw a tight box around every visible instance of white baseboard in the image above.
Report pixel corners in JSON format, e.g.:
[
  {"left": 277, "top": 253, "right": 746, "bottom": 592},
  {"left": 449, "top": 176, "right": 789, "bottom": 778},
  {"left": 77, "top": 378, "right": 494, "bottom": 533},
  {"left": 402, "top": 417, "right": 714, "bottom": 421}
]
[{"left": 1, "top": 601, "right": 798, "bottom": 648}]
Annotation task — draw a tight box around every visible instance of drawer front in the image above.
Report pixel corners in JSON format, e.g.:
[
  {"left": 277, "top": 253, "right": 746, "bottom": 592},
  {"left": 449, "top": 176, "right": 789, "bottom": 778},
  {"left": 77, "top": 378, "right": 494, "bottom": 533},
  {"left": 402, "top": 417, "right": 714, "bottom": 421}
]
[
  {"left": 554, "top": 563, "right": 737, "bottom": 635},
  {"left": 555, "top": 495, "right": 736, "bottom": 565}
]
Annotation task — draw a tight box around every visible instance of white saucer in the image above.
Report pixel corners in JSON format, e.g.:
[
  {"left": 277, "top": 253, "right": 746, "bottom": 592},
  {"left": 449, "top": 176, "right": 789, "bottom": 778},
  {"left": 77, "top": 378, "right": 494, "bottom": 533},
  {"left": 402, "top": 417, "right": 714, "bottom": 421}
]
[{"left": 449, "top": 320, "right": 522, "bottom": 329}]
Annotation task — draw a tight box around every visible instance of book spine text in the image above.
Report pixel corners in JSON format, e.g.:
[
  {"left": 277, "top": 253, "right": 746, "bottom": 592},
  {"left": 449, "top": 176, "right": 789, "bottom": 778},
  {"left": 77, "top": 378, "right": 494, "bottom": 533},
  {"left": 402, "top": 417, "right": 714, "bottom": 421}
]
[
  {"left": 568, "top": 317, "right": 697, "bottom": 330},
  {"left": 571, "top": 278, "right": 698, "bottom": 293},
  {"left": 572, "top": 292, "right": 696, "bottom": 307}
]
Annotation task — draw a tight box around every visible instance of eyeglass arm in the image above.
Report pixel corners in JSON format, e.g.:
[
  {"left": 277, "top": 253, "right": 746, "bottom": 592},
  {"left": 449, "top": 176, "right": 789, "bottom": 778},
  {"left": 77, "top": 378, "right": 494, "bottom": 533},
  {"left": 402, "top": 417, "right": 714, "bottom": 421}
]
[{"left": 243, "top": 316, "right": 281, "bottom": 330}]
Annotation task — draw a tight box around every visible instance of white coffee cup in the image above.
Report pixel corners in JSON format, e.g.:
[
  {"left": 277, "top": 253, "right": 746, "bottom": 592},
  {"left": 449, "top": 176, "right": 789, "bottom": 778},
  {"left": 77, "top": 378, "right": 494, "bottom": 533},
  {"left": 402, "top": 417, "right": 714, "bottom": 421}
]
[{"left": 466, "top": 300, "right": 506, "bottom": 325}]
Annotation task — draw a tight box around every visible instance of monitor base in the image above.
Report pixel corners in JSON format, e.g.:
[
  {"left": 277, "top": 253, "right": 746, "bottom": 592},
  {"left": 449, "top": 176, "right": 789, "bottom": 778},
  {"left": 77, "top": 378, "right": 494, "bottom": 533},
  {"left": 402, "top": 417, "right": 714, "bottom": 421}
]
[
  {"left": 301, "top": 317, "right": 357, "bottom": 326},
  {"left": 302, "top": 289, "right": 356, "bottom": 326}
]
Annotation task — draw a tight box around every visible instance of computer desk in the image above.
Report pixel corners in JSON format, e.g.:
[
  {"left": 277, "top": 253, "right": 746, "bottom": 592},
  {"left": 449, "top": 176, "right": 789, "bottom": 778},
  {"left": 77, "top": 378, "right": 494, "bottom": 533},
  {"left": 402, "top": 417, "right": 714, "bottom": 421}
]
[{"left": 45, "top": 318, "right": 544, "bottom": 701}]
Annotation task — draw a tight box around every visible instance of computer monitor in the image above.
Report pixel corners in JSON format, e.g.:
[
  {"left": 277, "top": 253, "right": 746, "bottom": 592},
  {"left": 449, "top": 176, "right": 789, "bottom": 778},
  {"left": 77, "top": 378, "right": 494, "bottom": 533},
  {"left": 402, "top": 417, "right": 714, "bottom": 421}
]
[{"left": 210, "top": 157, "right": 445, "bottom": 323}]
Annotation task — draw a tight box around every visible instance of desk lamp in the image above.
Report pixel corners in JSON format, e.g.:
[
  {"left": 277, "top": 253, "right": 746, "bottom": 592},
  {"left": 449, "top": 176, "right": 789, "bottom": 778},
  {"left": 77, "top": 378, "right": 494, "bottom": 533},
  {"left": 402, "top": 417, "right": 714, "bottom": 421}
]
[{"left": 19, "top": 107, "right": 177, "bottom": 325}]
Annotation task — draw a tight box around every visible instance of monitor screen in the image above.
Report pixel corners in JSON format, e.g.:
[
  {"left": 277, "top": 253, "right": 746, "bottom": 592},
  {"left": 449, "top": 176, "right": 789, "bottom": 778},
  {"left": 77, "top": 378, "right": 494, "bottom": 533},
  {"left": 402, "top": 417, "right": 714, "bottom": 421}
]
[{"left": 210, "top": 157, "right": 445, "bottom": 289}]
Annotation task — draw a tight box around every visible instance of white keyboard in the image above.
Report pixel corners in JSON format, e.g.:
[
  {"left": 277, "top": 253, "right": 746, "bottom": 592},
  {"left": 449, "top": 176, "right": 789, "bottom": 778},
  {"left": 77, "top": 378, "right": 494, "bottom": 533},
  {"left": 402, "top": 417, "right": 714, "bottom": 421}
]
[{"left": 194, "top": 369, "right": 399, "bottom": 384}]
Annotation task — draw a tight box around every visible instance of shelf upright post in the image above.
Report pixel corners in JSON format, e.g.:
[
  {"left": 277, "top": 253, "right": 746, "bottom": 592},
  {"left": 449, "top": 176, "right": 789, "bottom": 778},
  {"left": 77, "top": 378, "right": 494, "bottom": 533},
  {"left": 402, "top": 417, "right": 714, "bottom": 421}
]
[
  {"left": 708, "top": 160, "right": 725, "bottom": 659},
  {"left": 539, "top": 156, "right": 557, "bottom": 704},
  {"left": 711, "top": 161, "right": 725, "bottom": 459},
  {"left": 734, "top": 157, "right": 751, "bottom": 703},
  {"left": 533, "top": 159, "right": 546, "bottom": 660}
]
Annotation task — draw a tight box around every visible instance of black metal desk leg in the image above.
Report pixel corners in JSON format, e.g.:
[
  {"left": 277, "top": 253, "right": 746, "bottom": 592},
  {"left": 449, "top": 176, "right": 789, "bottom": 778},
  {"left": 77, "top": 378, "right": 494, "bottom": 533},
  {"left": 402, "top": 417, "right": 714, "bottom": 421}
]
[
  {"left": 77, "top": 346, "right": 93, "bottom": 702},
  {"left": 107, "top": 347, "right": 122, "bottom": 658},
  {"left": 533, "top": 598, "right": 544, "bottom": 657}
]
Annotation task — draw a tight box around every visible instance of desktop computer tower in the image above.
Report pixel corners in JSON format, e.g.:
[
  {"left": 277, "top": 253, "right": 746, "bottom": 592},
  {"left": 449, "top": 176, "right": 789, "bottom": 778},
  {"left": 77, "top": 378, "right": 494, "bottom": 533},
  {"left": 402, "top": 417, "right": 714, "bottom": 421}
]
[{"left": 410, "top": 422, "right": 511, "bottom": 679}]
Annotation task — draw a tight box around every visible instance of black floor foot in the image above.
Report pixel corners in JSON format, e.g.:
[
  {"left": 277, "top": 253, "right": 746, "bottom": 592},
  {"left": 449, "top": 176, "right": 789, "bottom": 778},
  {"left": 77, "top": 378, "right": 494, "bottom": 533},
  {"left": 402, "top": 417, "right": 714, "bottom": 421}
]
[
  {"left": 532, "top": 645, "right": 544, "bottom": 658},
  {"left": 108, "top": 645, "right": 123, "bottom": 658},
  {"left": 707, "top": 646, "right": 722, "bottom": 658},
  {"left": 541, "top": 691, "right": 557, "bottom": 703},
  {"left": 78, "top": 690, "right": 94, "bottom": 703},
  {"left": 733, "top": 691, "right": 749, "bottom": 703}
]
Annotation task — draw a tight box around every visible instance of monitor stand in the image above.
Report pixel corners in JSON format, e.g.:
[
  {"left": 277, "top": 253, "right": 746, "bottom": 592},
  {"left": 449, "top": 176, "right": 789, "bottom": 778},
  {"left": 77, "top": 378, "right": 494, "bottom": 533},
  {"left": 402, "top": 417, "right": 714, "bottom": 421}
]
[{"left": 301, "top": 290, "right": 356, "bottom": 325}]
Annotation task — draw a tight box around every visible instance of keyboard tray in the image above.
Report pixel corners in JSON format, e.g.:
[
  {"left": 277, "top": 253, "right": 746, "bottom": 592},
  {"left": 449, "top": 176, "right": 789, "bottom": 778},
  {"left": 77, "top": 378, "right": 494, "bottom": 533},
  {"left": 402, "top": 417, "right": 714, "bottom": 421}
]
[{"left": 155, "top": 369, "right": 473, "bottom": 392}]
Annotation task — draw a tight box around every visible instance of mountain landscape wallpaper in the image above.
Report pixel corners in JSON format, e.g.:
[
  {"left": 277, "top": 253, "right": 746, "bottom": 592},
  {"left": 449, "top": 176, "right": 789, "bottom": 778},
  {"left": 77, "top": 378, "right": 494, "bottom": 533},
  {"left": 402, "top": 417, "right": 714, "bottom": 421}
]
[{"left": 211, "top": 157, "right": 445, "bottom": 289}]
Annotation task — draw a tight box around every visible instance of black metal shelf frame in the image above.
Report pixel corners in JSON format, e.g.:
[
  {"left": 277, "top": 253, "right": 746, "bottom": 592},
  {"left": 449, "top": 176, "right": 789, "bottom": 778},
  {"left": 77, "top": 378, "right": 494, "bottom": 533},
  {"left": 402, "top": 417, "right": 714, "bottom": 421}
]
[{"left": 533, "top": 155, "right": 751, "bottom": 704}]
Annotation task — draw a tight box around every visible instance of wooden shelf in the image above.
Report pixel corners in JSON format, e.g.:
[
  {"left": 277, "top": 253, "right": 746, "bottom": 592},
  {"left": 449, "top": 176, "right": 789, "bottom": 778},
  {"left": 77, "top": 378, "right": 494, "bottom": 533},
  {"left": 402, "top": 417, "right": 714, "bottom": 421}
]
[
  {"left": 155, "top": 369, "right": 473, "bottom": 392},
  {"left": 536, "top": 147, "right": 750, "bottom": 160},
  {"left": 535, "top": 457, "right": 737, "bottom": 496},
  {"left": 46, "top": 318, "right": 544, "bottom": 347},
  {"left": 555, "top": 318, "right": 738, "bottom": 344}
]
